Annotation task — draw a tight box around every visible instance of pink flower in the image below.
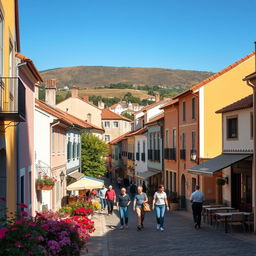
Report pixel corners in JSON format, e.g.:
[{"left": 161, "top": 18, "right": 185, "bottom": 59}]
[
  {"left": 0, "top": 227, "right": 8, "bottom": 239},
  {"left": 41, "top": 224, "right": 49, "bottom": 230},
  {"left": 22, "top": 211, "right": 28, "bottom": 217},
  {"left": 28, "top": 252, "right": 33, "bottom": 255},
  {"left": 24, "top": 233, "right": 30, "bottom": 238},
  {"left": 28, "top": 222, "right": 36, "bottom": 227},
  {"left": 15, "top": 241, "right": 24, "bottom": 248},
  {"left": 15, "top": 219, "right": 23, "bottom": 225},
  {"left": 16, "top": 203, "right": 28, "bottom": 208}
]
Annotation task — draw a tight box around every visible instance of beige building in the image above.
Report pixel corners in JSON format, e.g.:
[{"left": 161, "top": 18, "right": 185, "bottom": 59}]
[
  {"left": 57, "top": 86, "right": 103, "bottom": 130},
  {"left": 102, "top": 108, "right": 132, "bottom": 143}
]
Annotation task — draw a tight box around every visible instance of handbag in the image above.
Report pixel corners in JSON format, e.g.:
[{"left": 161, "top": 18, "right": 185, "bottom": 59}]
[{"left": 143, "top": 202, "right": 151, "bottom": 212}]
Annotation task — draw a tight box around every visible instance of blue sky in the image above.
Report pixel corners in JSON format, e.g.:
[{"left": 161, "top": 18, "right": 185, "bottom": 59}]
[{"left": 19, "top": 0, "right": 256, "bottom": 72}]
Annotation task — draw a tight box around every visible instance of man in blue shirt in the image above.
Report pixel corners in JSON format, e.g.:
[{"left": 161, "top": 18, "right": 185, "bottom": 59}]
[{"left": 190, "top": 185, "right": 205, "bottom": 229}]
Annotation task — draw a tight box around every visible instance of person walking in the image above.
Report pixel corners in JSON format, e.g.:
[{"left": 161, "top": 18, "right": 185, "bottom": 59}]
[
  {"left": 142, "top": 181, "right": 147, "bottom": 193},
  {"left": 190, "top": 185, "right": 205, "bottom": 229},
  {"left": 152, "top": 184, "right": 169, "bottom": 231},
  {"left": 117, "top": 188, "right": 131, "bottom": 229},
  {"left": 105, "top": 185, "right": 116, "bottom": 215},
  {"left": 133, "top": 186, "right": 148, "bottom": 231},
  {"left": 130, "top": 181, "right": 137, "bottom": 201},
  {"left": 98, "top": 185, "right": 107, "bottom": 211}
]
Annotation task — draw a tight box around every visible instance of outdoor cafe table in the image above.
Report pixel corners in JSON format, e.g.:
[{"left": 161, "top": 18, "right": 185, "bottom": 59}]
[
  {"left": 215, "top": 212, "right": 252, "bottom": 233},
  {"left": 205, "top": 207, "right": 234, "bottom": 225}
]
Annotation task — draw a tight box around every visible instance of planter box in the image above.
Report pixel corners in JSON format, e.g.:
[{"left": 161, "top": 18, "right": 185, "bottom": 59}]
[
  {"left": 36, "top": 184, "right": 54, "bottom": 190},
  {"left": 170, "top": 203, "right": 179, "bottom": 211}
]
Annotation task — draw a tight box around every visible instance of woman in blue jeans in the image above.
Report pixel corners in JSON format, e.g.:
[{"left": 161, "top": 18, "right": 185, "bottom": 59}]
[
  {"left": 152, "top": 185, "right": 169, "bottom": 231},
  {"left": 117, "top": 188, "right": 131, "bottom": 230}
]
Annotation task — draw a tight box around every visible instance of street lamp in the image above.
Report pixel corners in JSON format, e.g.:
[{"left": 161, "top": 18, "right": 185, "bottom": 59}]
[
  {"left": 60, "top": 171, "right": 65, "bottom": 183},
  {"left": 243, "top": 42, "right": 256, "bottom": 233}
]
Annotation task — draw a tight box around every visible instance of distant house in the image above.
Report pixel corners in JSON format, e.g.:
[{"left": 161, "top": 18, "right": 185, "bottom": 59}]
[
  {"left": 57, "top": 86, "right": 104, "bottom": 137},
  {"left": 109, "top": 102, "right": 143, "bottom": 115},
  {"left": 102, "top": 108, "right": 132, "bottom": 143}
]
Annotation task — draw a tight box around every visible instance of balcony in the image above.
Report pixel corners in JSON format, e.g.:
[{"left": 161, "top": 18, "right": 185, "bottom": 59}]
[
  {"left": 190, "top": 149, "right": 197, "bottom": 162},
  {"left": 141, "top": 152, "right": 145, "bottom": 162},
  {"left": 164, "top": 148, "right": 176, "bottom": 161},
  {"left": 180, "top": 149, "right": 186, "bottom": 160},
  {"left": 0, "top": 77, "right": 26, "bottom": 122}
]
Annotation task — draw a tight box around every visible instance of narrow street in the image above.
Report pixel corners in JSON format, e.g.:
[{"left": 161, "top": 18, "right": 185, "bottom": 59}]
[{"left": 86, "top": 207, "right": 256, "bottom": 256}]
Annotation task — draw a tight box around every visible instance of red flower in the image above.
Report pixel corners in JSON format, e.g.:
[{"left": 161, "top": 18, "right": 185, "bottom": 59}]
[
  {"left": 15, "top": 241, "right": 24, "bottom": 248},
  {"left": 0, "top": 197, "right": 6, "bottom": 201}
]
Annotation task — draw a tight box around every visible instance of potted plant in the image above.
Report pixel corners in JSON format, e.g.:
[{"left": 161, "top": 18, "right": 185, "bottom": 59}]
[
  {"left": 36, "top": 175, "right": 56, "bottom": 190},
  {"left": 169, "top": 192, "right": 180, "bottom": 211}
]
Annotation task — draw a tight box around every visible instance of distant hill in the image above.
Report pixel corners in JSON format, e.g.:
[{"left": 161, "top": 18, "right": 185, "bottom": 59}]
[{"left": 40, "top": 66, "right": 214, "bottom": 89}]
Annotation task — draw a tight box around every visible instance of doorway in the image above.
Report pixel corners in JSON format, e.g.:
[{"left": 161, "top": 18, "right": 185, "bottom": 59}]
[
  {"left": 181, "top": 174, "right": 186, "bottom": 209},
  {"left": 231, "top": 172, "right": 241, "bottom": 210},
  {"left": 0, "top": 149, "right": 7, "bottom": 217}
]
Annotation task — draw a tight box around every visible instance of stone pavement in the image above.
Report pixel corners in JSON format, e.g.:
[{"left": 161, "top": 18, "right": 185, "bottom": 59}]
[{"left": 85, "top": 207, "right": 256, "bottom": 256}]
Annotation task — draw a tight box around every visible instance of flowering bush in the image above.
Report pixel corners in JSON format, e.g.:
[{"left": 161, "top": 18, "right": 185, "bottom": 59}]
[
  {"left": 74, "top": 207, "right": 94, "bottom": 217},
  {"left": 36, "top": 175, "right": 56, "bottom": 186},
  {"left": 59, "top": 206, "right": 73, "bottom": 217},
  {"left": 0, "top": 203, "right": 95, "bottom": 256}
]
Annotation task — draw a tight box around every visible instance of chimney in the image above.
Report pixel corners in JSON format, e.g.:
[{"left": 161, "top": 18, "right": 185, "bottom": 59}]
[
  {"left": 155, "top": 92, "right": 160, "bottom": 102},
  {"left": 71, "top": 86, "right": 79, "bottom": 98},
  {"left": 98, "top": 100, "right": 105, "bottom": 109},
  {"left": 45, "top": 79, "right": 56, "bottom": 106},
  {"left": 83, "top": 96, "right": 89, "bottom": 102}
]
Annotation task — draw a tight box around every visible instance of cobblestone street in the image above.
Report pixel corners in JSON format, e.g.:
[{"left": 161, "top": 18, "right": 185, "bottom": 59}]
[{"left": 86, "top": 208, "right": 256, "bottom": 256}]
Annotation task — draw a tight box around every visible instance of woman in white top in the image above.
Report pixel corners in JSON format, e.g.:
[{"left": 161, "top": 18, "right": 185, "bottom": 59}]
[{"left": 152, "top": 184, "right": 169, "bottom": 231}]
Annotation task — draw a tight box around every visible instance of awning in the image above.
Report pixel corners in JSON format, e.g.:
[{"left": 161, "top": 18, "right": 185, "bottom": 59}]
[
  {"left": 66, "top": 176, "right": 104, "bottom": 191},
  {"left": 68, "top": 172, "right": 84, "bottom": 180},
  {"left": 136, "top": 170, "right": 161, "bottom": 180},
  {"left": 188, "top": 153, "right": 252, "bottom": 176}
]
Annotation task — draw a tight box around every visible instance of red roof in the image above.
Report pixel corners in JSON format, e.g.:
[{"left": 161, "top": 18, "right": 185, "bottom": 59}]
[
  {"left": 216, "top": 94, "right": 253, "bottom": 114},
  {"left": 135, "top": 98, "right": 171, "bottom": 114},
  {"left": 160, "top": 98, "right": 179, "bottom": 109},
  {"left": 16, "top": 53, "right": 43, "bottom": 84},
  {"left": 36, "top": 99, "right": 104, "bottom": 131},
  {"left": 146, "top": 113, "right": 164, "bottom": 125},
  {"left": 191, "top": 52, "right": 255, "bottom": 91},
  {"left": 102, "top": 108, "right": 132, "bottom": 121},
  {"left": 126, "top": 127, "right": 148, "bottom": 137},
  {"left": 109, "top": 131, "right": 132, "bottom": 144}
]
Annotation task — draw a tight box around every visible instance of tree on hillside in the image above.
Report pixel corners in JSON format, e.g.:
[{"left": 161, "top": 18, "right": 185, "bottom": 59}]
[
  {"left": 122, "top": 112, "right": 134, "bottom": 120},
  {"left": 81, "top": 133, "right": 109, "bottom": 177}
]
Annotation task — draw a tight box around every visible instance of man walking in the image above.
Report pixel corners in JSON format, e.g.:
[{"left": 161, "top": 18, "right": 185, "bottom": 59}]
[
  {"left": 105, "top": 185, "right": 116, "bottom": 215},
  {"left": 98, "top": 185, "right": 107, "bottom": 211},
  {"left": 129, "top": 181, "right": 137, "bottom": 201},
  {"left": 190, "top": 185, "right": 204, "bottom": 229}
]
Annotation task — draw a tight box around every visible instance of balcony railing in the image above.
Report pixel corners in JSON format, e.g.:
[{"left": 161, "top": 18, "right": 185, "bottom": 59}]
[
  {"left": 180, "top": 149, "right": 186, "bottom": 160},
  {"left": 154, "top": 149, "right": 160, "bottom": 162},
  {"left": 128, "top": 152, "right": 134, "bottom": 160},
  {"left": 141, "top": 152, "right": 145, "bottom": 162},
  {"left": 164, "top": 148, "right": 176, "bottom": 161},
  {"left": 0, "top": 77, "right": 25, "bottom": 122},
  {"left": 148, "top": 149, "right": 153, "bottom": 160},
  {"left": 136, "top": 152, "right": 140, "bottom": 161}
]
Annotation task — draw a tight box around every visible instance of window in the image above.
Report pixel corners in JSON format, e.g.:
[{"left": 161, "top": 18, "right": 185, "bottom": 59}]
[
  {"left": 77, "top": 139, "right": 80, "bottom": 158},
  {"left": 170, "top": 172, "right": 173, "bottom": 192},
  {"left": 104, "top": 121, "right": 110, "bottom": 128},
  {"left": 251, "top": 113, "right": 253, "bottom": 138},
  {"left": 0, "top": 14, "right": 3, "bottom": 76},
  {"left": 173, "top": 129, "right": 177, "bottom": 148},
  {"left": 157, "top": 132, "right": 160, "bottom": 150},
  {"left": 153, "top": 133, "right": 156, "bottom": 150},
  {"left": 138, "top": 141, "right": 140, "bottom": 154},
  {"left": 87, "top": 113, "right": 91, "bottom": 123},
  {"left": 73, "top": 140, "right": 77, "bottom": 159},
  {"left": 105, "top": 135, "right": 110, "bottom": 142},
  {"left": 28, "top": 171, "right": 32, "bottom": 204},
  {"left": 166, "top": 171, "right": 169, "bottom": 190},
  {"left": 143, "top": 141, "right": 146, "bottom": 153},
  {"left": 149, "top": 133, "right": 153, "bottom": 149},
  {"left": 192, "top": 131, "right": 196, "bottom": 150},
  {"left": 227, "top": 117, "right": 238, "bottom": 139},
  {"left": 52, "top": 129, "right": 55, "bottom": 153},
  {"left": 113, "top": 121, "right": 119, "bottom": 128},
  {"left": 165, "top": 130, "right": 169, "bottom": 147},
  {"left": 182, "top": 133, "right": 186, "bottom": 149},
  {"left": 182, "top": 102, "right": 186, "bottom": 121},
  {"left": 67, "top": 136, "right": 72, "bottom": 161},
  {"left": 192, "top": 98, "right": 196, "bottom": 120},
  {"left": 20, "top": 175, "right": 25, "bottom": 204},
  {"left": 173, "top": 172, "right": 176, "bottom": 192}
]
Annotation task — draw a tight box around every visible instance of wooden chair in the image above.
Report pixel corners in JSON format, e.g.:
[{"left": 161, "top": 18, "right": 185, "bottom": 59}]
[{"left": 227, "top": 214, "right": 245, "bottom": 233}]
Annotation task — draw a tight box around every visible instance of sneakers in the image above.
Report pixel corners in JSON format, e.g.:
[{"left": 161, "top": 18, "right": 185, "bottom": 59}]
[
  {"left": 160, "top": 227, "right": 164, "bottom": 232},
  {"left": 119, "top": 226, "right": 124, "bottom": 230},
  {"left": 156, "top": 224, "right": 160, "bottom": 230},
  {"left": 137, "top": 226, "right": 142, "bottom": 231}
]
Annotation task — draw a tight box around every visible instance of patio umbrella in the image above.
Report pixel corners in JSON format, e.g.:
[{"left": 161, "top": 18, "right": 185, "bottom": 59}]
[{"left": 66, "top": 176, "right": 104, "bottom": 191}]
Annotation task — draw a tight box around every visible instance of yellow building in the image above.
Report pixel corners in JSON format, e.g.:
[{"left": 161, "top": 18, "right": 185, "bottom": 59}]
[{"left": 0, "top": 0, "right": 20, "bottom": 215}]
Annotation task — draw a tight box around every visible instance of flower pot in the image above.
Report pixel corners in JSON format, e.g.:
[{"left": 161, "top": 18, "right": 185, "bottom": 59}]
[
  {"left": 170, "top": 202, "right": 179, "bottom": 211},
  {"left": 36, "top": 184, "right": 54, "bottom": 190}
]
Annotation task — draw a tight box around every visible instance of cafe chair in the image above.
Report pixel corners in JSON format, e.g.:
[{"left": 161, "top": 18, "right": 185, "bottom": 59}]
[{"left": 227, "top": 214, "right": 245, "bottom": 233}]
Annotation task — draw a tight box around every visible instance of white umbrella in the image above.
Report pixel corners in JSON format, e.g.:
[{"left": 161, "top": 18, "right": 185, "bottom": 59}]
[{"left": 66, "top": 176, "right": 104, "bottom": 191}]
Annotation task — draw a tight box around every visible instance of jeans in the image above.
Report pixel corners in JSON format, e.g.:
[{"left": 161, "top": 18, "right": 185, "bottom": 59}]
[
  {"left": 155, "top": 204, "right": 166, "bottom": 228},
  {"left": 119, "top": 206, "right": 128, "bottom": 226},
  {"left": 192, "top": 202, "right": 202, "bottom": 227},
  {"left": 107, "top": 200, "right": 114, "bottom": 214},
  {"left": 100, "top": 198, "right": 106, "bottom": 209}
]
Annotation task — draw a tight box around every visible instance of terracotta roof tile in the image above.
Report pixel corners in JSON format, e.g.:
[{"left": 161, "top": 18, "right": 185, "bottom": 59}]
[
  {"left": 146, "top": 113, "right": 164, "bottom": 125},
  {"left": 102, "top": 108, "right": 132, "bottom": 121},
  {"left": 216, "top": 94, "right": 253, "bottom": 113},
  {"left": 135, "top": 98, "right": 171, "bottom": 114},
  {"left": 109, "top": 131, "right": 132, "bottom": 144},
  {"left": 160, "top": 99, "right": 179, "bottom": 109},
  {"left": 126, "top": 127, "right": 148, "bottom": 137}
]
